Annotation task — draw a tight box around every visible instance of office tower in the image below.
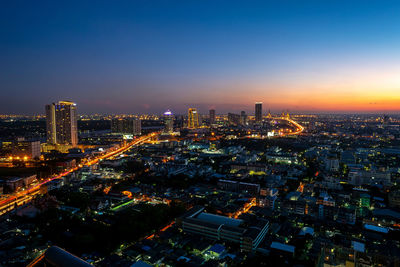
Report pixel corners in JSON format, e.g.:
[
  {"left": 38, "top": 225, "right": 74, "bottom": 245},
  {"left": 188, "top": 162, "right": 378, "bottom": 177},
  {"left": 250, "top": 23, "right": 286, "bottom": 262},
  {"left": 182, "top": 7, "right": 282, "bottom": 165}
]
[
  {"left": 240, "top": 111, "right": 247, "bottom": 125},
  {"left": 188, "top": 108, "right": 199, "bottom": 129},
  {"left": 163, "top": 109, "right": 174, "bottom": 134},
  {"left": 111, "top": 118, "right": 141, "bottom": 135},
  {"left": 228, "top": 113, "right": 241, "bottom": 126},
  {"left": 255, "top": 102, "right": 262, "bottom": 122},
  {"left": 46, "top": 101, "right": 78, "bottom": 146},
  {"left": 209, "top": 109, "right": 216, "bottom": 125}
]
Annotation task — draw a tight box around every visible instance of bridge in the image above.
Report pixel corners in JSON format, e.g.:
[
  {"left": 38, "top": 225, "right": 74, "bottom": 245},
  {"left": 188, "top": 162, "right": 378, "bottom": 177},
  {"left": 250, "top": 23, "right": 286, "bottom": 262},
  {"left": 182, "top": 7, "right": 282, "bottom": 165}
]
[{"left": 265, "top": 112, "right": 305, "bottom": 136}]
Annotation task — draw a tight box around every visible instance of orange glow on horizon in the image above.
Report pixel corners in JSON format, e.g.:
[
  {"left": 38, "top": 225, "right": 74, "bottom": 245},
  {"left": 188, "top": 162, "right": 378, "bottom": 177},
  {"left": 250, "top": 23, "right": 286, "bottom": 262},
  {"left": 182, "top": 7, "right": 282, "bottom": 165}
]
[
  {"left": 197, "top": 91, "right": 400, "bottom": 113},
  {"left": 185, "top": 66, "right": 400, "bottom": 112}
]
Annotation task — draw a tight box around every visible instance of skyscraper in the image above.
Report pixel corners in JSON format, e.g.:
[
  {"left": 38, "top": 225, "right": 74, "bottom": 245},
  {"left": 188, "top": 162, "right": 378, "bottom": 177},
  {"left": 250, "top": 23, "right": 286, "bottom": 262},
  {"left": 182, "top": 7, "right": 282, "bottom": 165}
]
[
  {"left": 188, "top": 108, "right": 199, "bottom": 129},
  {"left": 46, "top": 101, "right": 78, "bottom": 146},
  {"left": 209, "top": 109, "right": 216, "bottom": 125},
  {"left": 163, "top": 109, "right": 174, "bottom": 134},
  {"left": 255, "top": 102, "right": 262, "bottom": 123}
]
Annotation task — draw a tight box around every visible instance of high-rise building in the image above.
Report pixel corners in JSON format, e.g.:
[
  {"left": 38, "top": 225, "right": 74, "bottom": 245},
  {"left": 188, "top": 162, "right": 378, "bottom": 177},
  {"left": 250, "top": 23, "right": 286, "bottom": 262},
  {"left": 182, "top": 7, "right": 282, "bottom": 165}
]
[
  {"left": 132, "top": 119, "right": 141, "bottom": 136},
  {"left": 163, "top": 109, "right": 174, "bottom": 134},
  {"left": 255, "top": 102, "right": 262, "bottom": 122},
  {"left": 209, "top": 109, "right": 216, "bottom": 125},
  {"left": 46, "top": 101, "right": 78, "bottom": 146},
  {"left": 240, "top": 111, "right": 247, "bottom": 125},
  {"left": 188, "top": 108, "right": 199, "bottom": 129},
  {"left": 111, "top": 118, "right": 141, "bottom": 136}
]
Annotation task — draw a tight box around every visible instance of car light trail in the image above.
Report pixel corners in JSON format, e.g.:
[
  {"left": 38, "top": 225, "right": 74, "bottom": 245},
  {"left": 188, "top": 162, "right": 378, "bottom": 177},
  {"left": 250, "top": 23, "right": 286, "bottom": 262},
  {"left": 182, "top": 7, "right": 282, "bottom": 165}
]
[
  {"left": 145, "top": 221, "right": 175, "bottom": 240},
  {"left": 0, "top": 132, "right": 158, "bottom": 215}
]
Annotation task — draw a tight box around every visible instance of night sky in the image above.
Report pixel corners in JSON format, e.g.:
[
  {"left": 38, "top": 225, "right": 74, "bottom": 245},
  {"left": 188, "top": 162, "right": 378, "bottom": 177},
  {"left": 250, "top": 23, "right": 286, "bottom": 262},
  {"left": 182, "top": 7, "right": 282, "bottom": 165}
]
[{"left": 1, "top": 1, "right": 400, "bottom": 115}]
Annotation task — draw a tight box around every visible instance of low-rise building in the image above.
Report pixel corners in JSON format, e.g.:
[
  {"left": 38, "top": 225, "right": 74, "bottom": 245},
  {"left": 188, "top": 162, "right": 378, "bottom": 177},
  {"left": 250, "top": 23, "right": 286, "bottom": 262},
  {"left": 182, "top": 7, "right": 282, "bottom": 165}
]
[{"left": 182, "top": 207, "right": 269, "bottom": 252}]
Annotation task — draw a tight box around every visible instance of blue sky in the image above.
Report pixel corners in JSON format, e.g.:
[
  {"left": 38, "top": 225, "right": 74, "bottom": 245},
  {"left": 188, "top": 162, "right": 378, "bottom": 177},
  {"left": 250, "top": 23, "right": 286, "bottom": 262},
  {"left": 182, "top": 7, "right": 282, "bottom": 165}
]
[{"left": 1, "top": 1, "right": 400, "bottom": 114}]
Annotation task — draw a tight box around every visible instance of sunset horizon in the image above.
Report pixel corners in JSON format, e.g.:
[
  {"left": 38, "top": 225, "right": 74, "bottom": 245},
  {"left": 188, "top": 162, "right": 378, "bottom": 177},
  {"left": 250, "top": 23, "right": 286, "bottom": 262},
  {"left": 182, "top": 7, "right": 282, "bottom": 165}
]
[{"left": 2, "top": 1, "right": 400, "bottom": 115}]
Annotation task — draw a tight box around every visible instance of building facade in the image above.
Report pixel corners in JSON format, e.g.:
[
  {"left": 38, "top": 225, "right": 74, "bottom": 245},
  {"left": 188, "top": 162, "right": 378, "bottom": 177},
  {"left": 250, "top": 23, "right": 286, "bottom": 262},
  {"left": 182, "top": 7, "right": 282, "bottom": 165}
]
[
  {"left": 12, "top": 139, "right": 41, "bottom": 159},
  {"left": 182, "top": 207, "right": 269, "bottom": 252},
  {"left": 209, "top": 109, "right": 216, "bottom": 125},
  {"left": 188, "top": 108, "right": 199, "bottom": 129},
  {"left": 255, "top": 102, "right": 262, "bottom": 122},
  {"left": 46, "top": 101, "right": 78, "bottom": 146},
  {"left": 111, "top": 118, "right": 141, "bottom": 136},
  {"left": 163, "top": 110, "right": 174, "bottom": 134}
]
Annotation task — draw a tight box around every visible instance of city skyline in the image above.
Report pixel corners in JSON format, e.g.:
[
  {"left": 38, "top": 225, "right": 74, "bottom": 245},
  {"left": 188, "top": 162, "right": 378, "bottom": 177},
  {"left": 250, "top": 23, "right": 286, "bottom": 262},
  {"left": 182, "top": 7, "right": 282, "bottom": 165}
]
[
  {"left": 2, "top": 1, "right": 400, "bottom": 115},
  {"left": 2, "top": 2, "right": 400, "bottom": 266}
]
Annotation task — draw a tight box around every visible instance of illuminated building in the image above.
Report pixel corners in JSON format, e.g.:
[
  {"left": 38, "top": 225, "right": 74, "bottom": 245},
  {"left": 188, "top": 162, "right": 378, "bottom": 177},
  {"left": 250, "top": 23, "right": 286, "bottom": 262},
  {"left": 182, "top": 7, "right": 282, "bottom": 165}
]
[
  {"left": 359, "top": 193, "right": 370, "bottom": 208},
  {"left": 12, "top": 138, "right": 41, "bottom": 159},
  {"left": 209, "top": 109, "right": 216, "bottom": 125},
  {"left": 255, "top": 102, "right": 262, "bottom": 122},
  {"left": 111, "top": 118, "right": 141, "bottom": 135},
  {"left": 5, "top": 175, "right": 37, "bottom": 192},
  {"left": 163, "top": 109, "right": 174, "bottom": 134},
  {"left": 2, "top": 138, "right": 41, "bottom": 159},
  {"left": 259, "top": 188, "right": 278, "bottom": 209},
  {"left": 188, "top": 108, "right": 199, "bottom": 129},
  {"left": 46, "top": 101, "right": 78, "bottom": 146}
]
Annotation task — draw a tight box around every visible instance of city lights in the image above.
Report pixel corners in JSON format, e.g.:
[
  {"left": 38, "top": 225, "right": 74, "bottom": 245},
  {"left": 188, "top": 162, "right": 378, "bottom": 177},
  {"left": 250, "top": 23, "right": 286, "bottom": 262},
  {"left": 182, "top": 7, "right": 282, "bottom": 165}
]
[{"left": 2, "top": 1, "right": 400, "bottom": 266}]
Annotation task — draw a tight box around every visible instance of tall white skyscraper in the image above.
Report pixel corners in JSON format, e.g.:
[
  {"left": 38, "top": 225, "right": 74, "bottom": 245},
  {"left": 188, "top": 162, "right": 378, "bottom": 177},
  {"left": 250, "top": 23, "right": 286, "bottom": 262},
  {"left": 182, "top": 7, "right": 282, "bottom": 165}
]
[{"left": 46, "top": 101, "right": 78, "bottom": 146}]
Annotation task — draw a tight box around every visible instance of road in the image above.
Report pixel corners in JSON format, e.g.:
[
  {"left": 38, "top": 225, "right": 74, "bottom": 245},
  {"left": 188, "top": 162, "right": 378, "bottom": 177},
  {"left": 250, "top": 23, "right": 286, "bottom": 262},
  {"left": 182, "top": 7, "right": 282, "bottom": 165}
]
[
  {"left": 0, "top": 132, "right": 158, "bottom": 216},
  {"left": 284, "top": 117, "right": 305, "bottom": 135},
  {"left": 272, "top": 116, "right": 305, "bottom": 136}
]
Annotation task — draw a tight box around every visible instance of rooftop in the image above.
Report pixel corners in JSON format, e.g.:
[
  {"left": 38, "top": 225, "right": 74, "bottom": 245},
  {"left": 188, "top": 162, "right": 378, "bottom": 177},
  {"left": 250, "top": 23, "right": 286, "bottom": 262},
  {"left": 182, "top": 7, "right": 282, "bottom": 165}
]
[
  {"left": 196, "top": 212, "right": 242, "bottom": 227},
  {"left": 270, "top": 242, "right": 295, "bottom": 253}
]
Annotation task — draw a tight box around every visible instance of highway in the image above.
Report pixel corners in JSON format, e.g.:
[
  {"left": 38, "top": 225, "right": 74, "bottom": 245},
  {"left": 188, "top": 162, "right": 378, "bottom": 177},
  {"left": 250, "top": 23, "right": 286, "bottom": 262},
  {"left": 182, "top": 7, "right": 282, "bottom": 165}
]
[
  {"left": 284, "top": 117, "right": 305, "bottom": 135},
  {"left": 245, "top": 117, "right": 304, "bottom": 138},
  {"left": 0, "top": 117, "right": 304, "bottom": 216},
  {"left": 0, "top": 132, "right": 157, "bottom": 216},
  {"left": 273, "top": 116, "right": 305, "bottom": 136}
]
